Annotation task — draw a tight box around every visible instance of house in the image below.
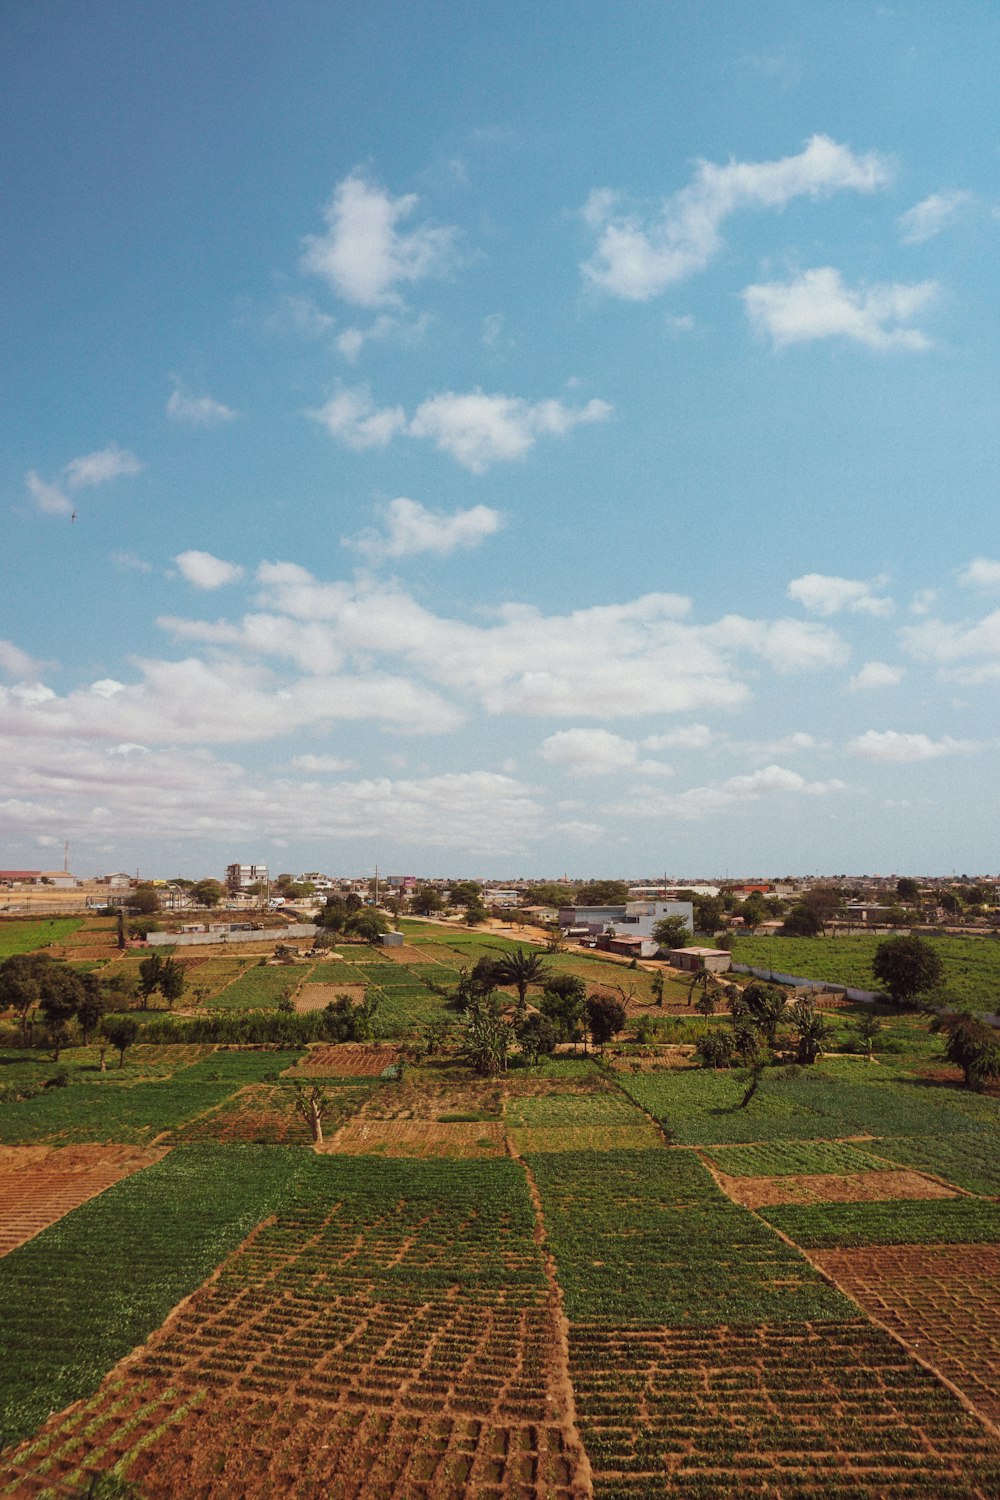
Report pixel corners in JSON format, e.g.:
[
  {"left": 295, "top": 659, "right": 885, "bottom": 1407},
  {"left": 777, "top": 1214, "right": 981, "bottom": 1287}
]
[
  {"left": 558, "top": 899, "right": 694, "bottom": 958},
  {"left": 669, "top": 947, "right": 732, "bottom": 974}
]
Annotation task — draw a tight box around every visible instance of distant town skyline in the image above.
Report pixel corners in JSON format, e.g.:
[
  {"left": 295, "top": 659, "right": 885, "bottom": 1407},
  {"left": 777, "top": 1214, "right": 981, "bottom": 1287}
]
[{"left": 3, "top": 3, "right": 1000, "bottom": 875}]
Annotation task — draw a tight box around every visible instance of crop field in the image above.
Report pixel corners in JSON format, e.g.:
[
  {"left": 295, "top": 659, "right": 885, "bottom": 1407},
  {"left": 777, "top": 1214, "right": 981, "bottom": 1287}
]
[
  {"left": 0, "top": 1156, "right": 589, "bottom": 1498},
  {"left": 208, "top": 963, "right": 311, "bottom": 1010},
  {"left": 1, "top": 922, "right": 999, "bottom": 1497},
  {"left": 810, "top": 1244, "right": 1000, "bottom": 1423},
  {"left": 0, "top": 1143, "right": 167, "bottom": 1255},
  {"left": 731, "top": 932, "right": 1000, "bottom": 1009},
  {"left": 0, "top": 917, "right": 83, "bottom": 959}
]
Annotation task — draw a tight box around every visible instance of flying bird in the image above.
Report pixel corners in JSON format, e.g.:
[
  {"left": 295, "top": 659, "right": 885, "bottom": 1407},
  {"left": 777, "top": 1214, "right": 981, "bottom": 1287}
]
[{"left": 71, "top": 510, "right": 77, "bottom": 523}]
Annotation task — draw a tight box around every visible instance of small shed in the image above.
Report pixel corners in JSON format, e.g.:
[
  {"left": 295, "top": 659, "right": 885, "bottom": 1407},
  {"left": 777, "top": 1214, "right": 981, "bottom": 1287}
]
[
  {"left": 669, "top": 946, "right": 732, "bottom": 974},
  {"left": 378, "top": 930, "right": 404, "bottom": 947}
]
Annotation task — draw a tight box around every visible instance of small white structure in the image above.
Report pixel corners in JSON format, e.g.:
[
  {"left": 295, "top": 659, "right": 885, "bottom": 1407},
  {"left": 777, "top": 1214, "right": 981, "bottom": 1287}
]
[{"left": 669, "top": 947, "right": 732, "bottom": 974}]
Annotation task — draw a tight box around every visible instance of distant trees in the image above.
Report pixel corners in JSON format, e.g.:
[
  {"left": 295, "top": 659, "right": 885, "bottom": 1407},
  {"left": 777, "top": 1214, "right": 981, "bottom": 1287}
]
[
  {"left": 692, "top": 895, "right": 725, "bottom": 934},
  {"left": 137, "top": 953, "right": 186, "bottom": 1009},
  {"left": 872, "top": 935, "right": 943, "bottom": 1006},
  {"left": 896, "top": 877, "right": 920, "bottom": 904},
  {"left": 126, "top": 885, "right": 160, "bottom": 915},
  {"left": 192, "top": 879, "right": 224, "bottom": 908},
  {"left": 411, "top": 885, "right": 444, "bottom": 916},
  {"left": 573, "top": 880, "right": 630, "bottom": 906},
  {"left": 651, "top": 915, "right": 690, "bottom": 952}
]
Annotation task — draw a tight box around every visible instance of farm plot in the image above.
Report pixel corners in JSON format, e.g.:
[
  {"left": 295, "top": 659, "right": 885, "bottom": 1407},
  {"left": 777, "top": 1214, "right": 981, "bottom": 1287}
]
[
  {"left": 169, "top": 1082, "right": 370, "bottom": 1145},
  {"left": 182, "top": 956, "right": 253, "bottom": 1003},
  {"left": 208, "top": 963, "right": 315, "bottom": 1010},
  {"left": 700, "top": 1140, "right": 893, "bottom": 1177},
  {"left": 0, "top": 1144, "right": 305, "bottom": 1453},
  {"left": 762, "top": 1196, "right": 1000, "bottom": 1247},
  {"left": 325, "top": 1117, "right": 506, "bottom": 1157},
  {"left": 284, "top": 1042, "right": 401, "bottom": 1077},
  {"left": 0, "top": 918, "right": 82, "bottom": 960},
  {"left": 292, "top": 982, "right": 366, "bottom": 1012},
  {"left": 569, "top": 1320, "right": 1000, "bottom": 1499},
  {"left": 868, "top": 1131, "right": 1000, "bottom": 1197},
  {"left": 0, "top": 1144, "right": 166, "bottom": 1256},
  {"left": 1, "top": 1156, "right": 589, "bottom": 1498},
  {"left": 810, "top": 1244, "right": 1000, "bottom": 1423},
  {"left": 507, "top": 1087, "right": 661, "bottom": 1155},
  {"left": 715, "top": 1167, "right": 960, "bottom": 1210}
]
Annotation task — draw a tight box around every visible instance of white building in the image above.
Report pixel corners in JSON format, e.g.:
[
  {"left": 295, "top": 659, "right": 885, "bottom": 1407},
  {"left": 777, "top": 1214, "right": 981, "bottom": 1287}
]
[{"left": 225, "top": 863, "right": 269, "bottom": 895}]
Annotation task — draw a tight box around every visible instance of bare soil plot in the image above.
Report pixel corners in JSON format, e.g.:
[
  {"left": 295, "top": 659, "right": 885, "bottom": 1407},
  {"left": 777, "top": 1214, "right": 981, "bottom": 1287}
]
[
  {"left": 570, "top": 1320, "right": 1000, "bottom": 1497},
  {"left": 283, "top": 1043, "right": 400, "bottom": 1077},
  {"left": 292, "top": 982, "right": 366, "bottom": 1012},
  {"left": 719, "top": 1167, "right": 961, "bottom": 1210},
  {"left": 0, "top": 1144, "right": 167, "bottom": 1256},
  {"left": 377, "top": 941, "right": 436, "bottom": 963},
  {"left": 168, "top": 1084, "right": 311, "bottom": 1145},
  {"left": 324, "top": 1118, "right": 506, "bottom": 1158},
  {"left": 811, "top": 1243, "right": 1000, "bottom": 1425},
  {"left": 355, "top": 1075, "right": 505, "bottom": 1121}
]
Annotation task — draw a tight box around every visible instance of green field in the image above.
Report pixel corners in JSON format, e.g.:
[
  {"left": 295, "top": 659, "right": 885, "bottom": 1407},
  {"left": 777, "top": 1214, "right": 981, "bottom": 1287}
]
[
  {"left": 0, "top": 919, "right": 83, "bottom": 959},
  {"left": 732, "top": 931, "right": 1000, "bottom": 1010}
]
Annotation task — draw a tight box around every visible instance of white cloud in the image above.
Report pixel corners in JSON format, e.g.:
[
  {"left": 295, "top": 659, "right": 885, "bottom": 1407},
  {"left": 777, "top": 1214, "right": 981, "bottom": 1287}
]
[
  {"left": 847, "top": 730, "right": 980, "bottom": 762},
  {"left": 346, "top": 497, "right": 504, "bottom": 562},
  {"left": 898, "top": 190, "right": 972, "bottom": 245},
  {"left": 957, "top": 558, "right": 1000, "bottom": 591},
  {"left": 310, "top": 385, "right": 612, "bottom": 471},
  {"left": 788, "top": 572, "right": 893, "bottom": 617},
  {"left": 0, "top": 641, "right": 45, "bottom": 678},
  {"left": 64, "top": 444, "right": 143, "bottom": 488},
  {"left": 265, "top": 293, "right": 335, "bottom": 338},
  {"left": 110, "top": 550, "right": 153, "bottom": 574},
  {"left": 407, "top": 390, "right": 613, "bottom": 473},
  {"left": 909, "top": 589, "right": 937, "bottom": 617},
  {"left": 300, "top": 170, "right": 457, "bottom": 308},
  {"left": 900, "top": 610, "right": 1000, "bottom": 684},
  {"left": 744, "top": 268, "right": 936, "bottom": 351},
  {"left": 308, "top": 386, "right": 407, "bottom": 450},
  {"left": 25, "top": 470, "right": 72, "bottom": 516},
  {"left": 849, "top": 661, "right": 905, "bottom": 691},
  {"left": 583, "top": 135, "right": 890, "bottom": 300},
  {"left": 641, "top": 723, "right": 714, "bottom": 751},
  {"left": 291, "top": 753, "right": 357, "bottom": 773},
  {"left": 167, "top": 383, "right": 241, "bottom": 426},
  {"left": 614, "top": 763, "right": 845, "bottom": 820},
  {"left": 540, "top": 728, "right": 673, "bottom": 778},
  {"left": 174, "top": 551, "right": 245, "bottom": 590}
]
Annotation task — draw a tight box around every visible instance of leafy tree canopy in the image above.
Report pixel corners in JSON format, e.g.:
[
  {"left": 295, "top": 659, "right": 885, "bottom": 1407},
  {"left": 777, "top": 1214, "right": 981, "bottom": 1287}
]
[
  {"left": 573, "top": 880, "right": 630, "bottom": 906},
  {"left": 872, "top": 935, "right": 944, "bottom": 1005}
]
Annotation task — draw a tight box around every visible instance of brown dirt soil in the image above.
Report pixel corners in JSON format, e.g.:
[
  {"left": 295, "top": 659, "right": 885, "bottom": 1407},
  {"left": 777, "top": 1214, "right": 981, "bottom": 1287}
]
[
  {"left": 292, "top": 983, "right": 367, "bottom": 1013},
  {"left": 570, "top": 1320, "right": 1000, "bottom": 1497},
  {"left": 322, "top": 1118, "right": 506, "bottom": 1158},
  {"left": 376, "top": 942, "right": 436, "bottom": 963},
  {"left": 1, "top": 1204, "right": 587, "bottom": 1499},
  {"left": 355, "top": 1076, "right": 504, "bottom": 1120},
  {"left": 811, "top": 1243, "right": 1000, "bottom": 1425},
  {"left": 606, "top": 1044, "right": 697, "bottom": 1072},
  {"left": 719, "top": 1168, "right": 962, "bottom": 1209},
  {"left": 283, "top": 1043, "right": 400, "bottom": 1077},
  {"left": 0, "top": 1144, "right": 167, "bottom": 1257}
]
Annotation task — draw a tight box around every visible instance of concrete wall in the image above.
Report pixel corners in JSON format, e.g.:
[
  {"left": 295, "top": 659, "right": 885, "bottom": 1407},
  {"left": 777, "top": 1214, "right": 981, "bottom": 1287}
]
[{"left": 147, "top": 923, "right": 317, "bottom": 948}]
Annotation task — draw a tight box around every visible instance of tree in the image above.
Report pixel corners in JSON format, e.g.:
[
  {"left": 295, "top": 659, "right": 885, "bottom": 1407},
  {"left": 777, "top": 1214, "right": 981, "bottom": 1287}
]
[
  {"left": 103, "top": 1015, "right": 139, "bottom": 1068},
  {"left": 789, "top": 999, "right": 835, "bottom": 1065},
  {"left": 116, "top": 910, "right": 127, "bottom": 950},
  {"left": 411, "top": 885, "right": 444, "bottom": 916},
  {"left": 462, "top": 1006, "right": 512, "bottom": 1076},
  {"left": 316, "top": 897, "right": 349, "bottom": 933},
  {"left": 694, "top": 1031, "right": 736, "bottom": 1069},
  {"left": 896, "top": 877, "right": 920, "bottom": 904},
  {"left": 780, "top": 903, "right": 824, "bottom": 937},
  {"left": 737, "top": 981, "right": 788, "bottom": 1046},
  {"left": 293, "top": 1083, "right": 330, "bottom": 1143},
  {"left": 854, "top": 1011, "right": 884, "bottom": 1058},
  {"left": 872, "top": 935, "right": 944, "bottom": 1006},
  {"left": 516, "top": 1013, "right": 558, "bottom": 1066},
  {"left": 523, "top": 883, "right": 576, "bottom": 908},
  {"left": 126, "top": 885, "right": 160, "bottom": 915},
  {"left": 652, "top": 915, "right": 690, "bottom": 952},
  {"left": 138, "top": 953, "right": 164, "bottom": 1009},
  {"left": 650, "top": 970, "right": 665, "bottom": 1007},
  {"left": 77, "top": 974, "right": 110, "bottom": 1046},
  {"left": 739, "top": 896, "right": 768, "bottom": 933},
  {"left": 0, "top": 955, "right": 42, "bottom": 1045},
  {"left": 192, "top": 879, "right": 225, "bottom": 908},
  {"left": 573, "top": 880, "right": 630, "bottom": 906},
  {"left": 800, "top": 886, "right": 842, "bottom": 933},
  {"left": 495, "top": 947, "right": 548, "bottom": 1007},
  {"left": 586, "top": 992, "right": 626, "bottom": 1053},
  {"left": 692, "top": 895, "right": 725, "bottom": 934},
  {"left": 345, "top": 908, "right": 390, "bottom": 944},
  {"left": 939, "top": 891, "right": 963, "bottom": 917},
  {"left": 39, "top": 968, "right": 85, "bottom": 1061},
  {"left": 448, "top": 880, "right": 483, "bottom": 908},
  {"left": 464, "top": 898, "right": 488, "bottom": 926},
  {"left": 539, "top": 974, "right": 587, "bottom": 1043},
  {"left": 158, "top": 958, "right": 186, "bottom": 1009},
  {"left": 931, "top": 1011, "right": 1000, "bottom": 1091}
]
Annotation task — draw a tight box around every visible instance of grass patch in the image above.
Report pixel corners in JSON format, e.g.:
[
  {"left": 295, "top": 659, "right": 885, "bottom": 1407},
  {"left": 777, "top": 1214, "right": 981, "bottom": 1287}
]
[{"left": 0, "top": 919, "right": 84, "bottom": 960}]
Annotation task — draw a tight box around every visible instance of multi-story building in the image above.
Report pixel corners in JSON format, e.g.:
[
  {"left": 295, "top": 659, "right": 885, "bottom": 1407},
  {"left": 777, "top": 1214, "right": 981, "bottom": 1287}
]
[{"left": 225, "top": 863, "right": 269, "bottom": 895}]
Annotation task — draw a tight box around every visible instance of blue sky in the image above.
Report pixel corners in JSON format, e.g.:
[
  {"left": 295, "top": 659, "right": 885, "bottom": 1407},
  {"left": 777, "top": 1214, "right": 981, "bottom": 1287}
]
[{"left": 3, "top": 1, "right": 1000, "bottom": 879}]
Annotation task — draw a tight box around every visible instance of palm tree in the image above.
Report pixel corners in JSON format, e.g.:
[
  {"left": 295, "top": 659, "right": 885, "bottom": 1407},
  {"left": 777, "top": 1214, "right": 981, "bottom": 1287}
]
[
  {"left": 790, "top": 1000, "right": 835, "bottom": 1065},
  {"left": 495, "top": 947, "right": 548, "bottom": 1007}
]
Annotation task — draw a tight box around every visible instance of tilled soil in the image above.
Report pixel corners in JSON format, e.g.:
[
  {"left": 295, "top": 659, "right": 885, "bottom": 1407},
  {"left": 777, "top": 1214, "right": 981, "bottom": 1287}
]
[
  {"left": 283, "top": 1044, "right": 400, "bottom": 1078},
  {"left": 569, "top": 1320, "right": 1000, "bottom": 1498},
  {"left": 292, "top": 984, "right": 367, "bottom": 1013},
  {"left": 322, "top": 1119, "right": 506, "bottom": 1158},
  {"left": 811, "top": 1242, "right": 1000, "bottom": 1424},
  {"left": 718, "top": 1167, "right": 961, "bottom": 1209},
  {"left": 0, "top": 1144, "right": 167, "bottom": 1257}
]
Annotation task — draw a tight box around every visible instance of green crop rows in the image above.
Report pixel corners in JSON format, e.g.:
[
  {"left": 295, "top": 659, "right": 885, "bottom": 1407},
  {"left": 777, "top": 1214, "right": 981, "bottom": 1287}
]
[
  {"left": 700, "top": 1140, "right": 894, "bottom": 1177},
  {"left": 209, "top": 964, "right": 314, "bottom": 1010},
  {"left": 763, "top": 1197, "right": 1000, "bottom": 1247},
  {"left": 0, "top": 919, "right": 83, "bottom": 959},
  {"left": 0, "top": 1145, "right": 307, "bottom": 1450}
]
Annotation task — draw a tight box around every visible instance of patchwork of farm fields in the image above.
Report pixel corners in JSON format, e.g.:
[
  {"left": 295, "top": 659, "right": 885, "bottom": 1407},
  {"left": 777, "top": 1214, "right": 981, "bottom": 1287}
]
[{"left": 1, "top": 917, "right": 999, "bottom": 1495}]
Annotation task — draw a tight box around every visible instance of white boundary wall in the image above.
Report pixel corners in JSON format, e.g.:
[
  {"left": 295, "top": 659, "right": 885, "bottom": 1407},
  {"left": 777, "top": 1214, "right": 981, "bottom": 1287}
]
[{"left": 147, "top": 923, "right": 317, "bottom": 948}]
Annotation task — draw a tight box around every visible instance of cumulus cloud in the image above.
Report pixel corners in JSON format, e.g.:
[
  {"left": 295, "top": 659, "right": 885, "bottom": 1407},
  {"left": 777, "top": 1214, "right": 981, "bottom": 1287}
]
[
  {"left": 957, "top": 558, "right": 1000, "bottom": 591},
  {"left": 0, "top": 641, "right": 45, "bottom": 679},
  {"left": 407, "top": 390, "right": 612, "bottom": 473},
  {"left": 849, "top": 661, "right": 905, "bottom": 691},
  {"left": 25, "top": 470, "right": 72, "bottom": 517},
  {"left": 310, "top": 385, "right": 612, "bottom": 471},
  {"left": 743, "top": 268, "right": 936, "bottom": 351},
  {"left": 64, "top": 444, "right": 143, "bottom": 488},
  {"left": 110, "top": 551, "right": 154, "bottom": 574},
  {"left": 291, "top": 754, "right": 357, "bottom": 773},
  {"left": 900, "top": 610, "right": 1000, "bottom": 684},
  {"left": 582, "top": 135, "right": 890, "bottom": 300},
  {"left": 300, "top": 170, "right": 457, "bottom": 307},
  {"left": 898, "top": 190, "right": 972, "bottom": 245},
  {"left": 167, "top": 383, "right": 241, "bottom": 426},
  {"left": 614, "top": 763, "right": 845, "bottom": 820},
  {"left": 539, "top": 728, "right": 673, "bottom": 777},
  {"left": 641, "top": 723, "right": 714, "bottom": 751},
  {"left": 346, "top": 497, "right": 504, "bottom": 562},
  {"left": 308, "top": 386, "right": 407, "bottom": 450},
  {"left": 847, "top": 730, "right": 980, "bottom": 762},
  {"left": 173, "top": 551, "right": 245, "bottom": 590},
  {"left": 788, "top": 572, "right": 893, "bottom": 618}
]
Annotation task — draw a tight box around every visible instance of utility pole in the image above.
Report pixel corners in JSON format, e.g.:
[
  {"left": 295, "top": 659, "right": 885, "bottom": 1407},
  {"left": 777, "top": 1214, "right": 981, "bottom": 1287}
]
[{"left": 374, "top": 864, "right": 380, "bottom": 906}]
